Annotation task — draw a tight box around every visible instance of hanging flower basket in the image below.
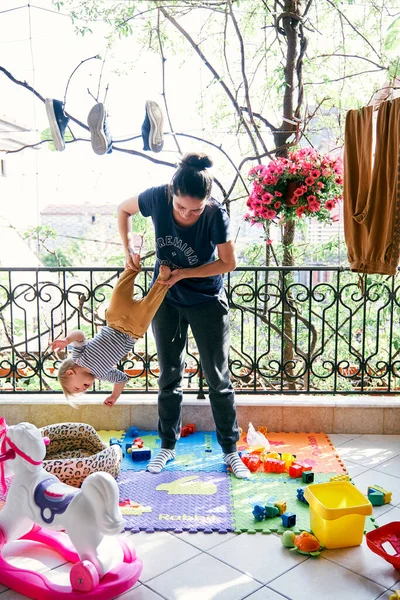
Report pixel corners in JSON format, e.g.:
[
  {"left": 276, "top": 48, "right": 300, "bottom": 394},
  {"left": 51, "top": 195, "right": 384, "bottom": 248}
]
[{"left": 245, "top": 148, "right": 343, "bottom": 226}]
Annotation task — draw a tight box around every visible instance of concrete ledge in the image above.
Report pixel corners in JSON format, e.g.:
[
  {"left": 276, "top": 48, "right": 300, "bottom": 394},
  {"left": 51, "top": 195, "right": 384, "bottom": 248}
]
[{"left": 1, "top": 394, "right": 399, "bottom": 434}]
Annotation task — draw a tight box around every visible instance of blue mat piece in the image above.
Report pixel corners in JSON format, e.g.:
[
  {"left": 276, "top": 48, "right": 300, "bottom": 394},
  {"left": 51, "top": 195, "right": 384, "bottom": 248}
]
[{"left": 121, "top": 431, "right": 227, "bottom": 472}]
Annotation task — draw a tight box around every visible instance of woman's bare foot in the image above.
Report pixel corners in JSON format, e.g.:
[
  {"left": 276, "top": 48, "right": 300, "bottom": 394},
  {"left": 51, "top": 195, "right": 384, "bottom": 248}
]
[{"left": 159, "top": 265, "right": 171, "bottom": 281}]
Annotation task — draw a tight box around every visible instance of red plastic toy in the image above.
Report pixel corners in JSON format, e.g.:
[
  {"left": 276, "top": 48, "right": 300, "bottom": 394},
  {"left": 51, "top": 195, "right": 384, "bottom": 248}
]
[
  {"left": 264, "top": 458, "right": 285, "bottom": 473},
  {"left": 366, "top": 522, "right": 400, "bottom": 568},
  {"left": 241, "top": 454, "right": 261, "bottom": 472},
  {"left": 181, "top": 424, "right": 196, "bottom": 437}
]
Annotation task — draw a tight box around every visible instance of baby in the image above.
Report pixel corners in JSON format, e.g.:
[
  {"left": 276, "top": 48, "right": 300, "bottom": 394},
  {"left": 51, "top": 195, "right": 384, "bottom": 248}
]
[{"left": 52, "top": 255, "right": 170, "bottom": 407}]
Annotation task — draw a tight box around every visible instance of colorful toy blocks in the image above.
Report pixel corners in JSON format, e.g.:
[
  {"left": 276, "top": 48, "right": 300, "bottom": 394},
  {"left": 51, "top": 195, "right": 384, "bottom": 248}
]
[
  {"left": 241, "top": 454, "right": 261, "bottom": 472},
  {"left": 109, "top": 437, "right": 122, "bottom": 447},
  {"left": 264, "top": 458, "right": 285, "bottom": 473},
  {"left": 127, "top": 426, "right": 139, "bottom": 437},
  {"left": 274, "top": 501, "right": 287, "bottom": 515},
  {"left": 330, "top": 474, "right": 351, "bottom": 482},
  {"left": 367, "top": 485, "right": 392, "bottom": 505},
  {"left": 130, "top": 447, "right": 151, "bottom": 461},
  {"left": 181, "top": 424, "right": 196, "bottom": 437},
  {"left": 302, "top": 471, "right": 314, "bottom": 484},
  {"left": 297, "top": 488, "right": 309, "bottom": 504},
  {"left": 280, "top": 512, "right": 297, "bottom": 528},
  {"left": 289, "top": 463, "right": 303, "bottom": 478}
]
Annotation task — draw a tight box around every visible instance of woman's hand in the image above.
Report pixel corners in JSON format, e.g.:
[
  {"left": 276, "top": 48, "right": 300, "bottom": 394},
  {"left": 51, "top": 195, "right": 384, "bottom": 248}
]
[{"left": 158, "top": 269, "right": 186, "bottom": 288}]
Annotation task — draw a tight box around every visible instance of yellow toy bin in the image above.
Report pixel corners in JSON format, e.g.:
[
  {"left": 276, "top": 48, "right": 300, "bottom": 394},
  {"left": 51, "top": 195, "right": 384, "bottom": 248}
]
[{"left": 304, "top": 481, "right": 372, "bottom": 549}]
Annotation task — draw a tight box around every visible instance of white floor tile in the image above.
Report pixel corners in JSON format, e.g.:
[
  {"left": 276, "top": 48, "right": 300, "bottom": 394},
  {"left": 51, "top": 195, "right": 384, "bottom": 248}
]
[
  {"left": 336, "top": 436, "right": 400, "bottom": 468},
  {"left": 269, "top": 556, "right": 386, "bottom": 600},
  {"left": 128, "top": 532, "right": 200, "bottom": 583},
  {"left": 147, "top": 552, "right": 261, "bottom": 600},
  {"left": 377, "top": 592, "right": 400, "bottom": 599},
  {"left": 343, "top": 458, "right": 371, "bottom": 477},
  {"left": 208, "top": 532, "right": 307, "bottom": 585},
  {"left": 376, "top": 454, "right": 400, "bottom": 478},
  {"left": 116, "top": 584, "right": 165, "bottom": 599},
  {"left": 330, "top": 433, "right": 362, "bottom": 446},
  {"left": 375, "top": 505, "right": 400, "bottom": 526},
  {"left": 170, "top": 530, "right": 239, "bottom": 551},
  {"left": 353, "top": 469, "right": 400, "bottom": 506},
  {"left": 244, "top": 588, "right": 289, "bottom": 599},
  {"left": 323, "top": 538, "right": 400, "bottom": 588}
]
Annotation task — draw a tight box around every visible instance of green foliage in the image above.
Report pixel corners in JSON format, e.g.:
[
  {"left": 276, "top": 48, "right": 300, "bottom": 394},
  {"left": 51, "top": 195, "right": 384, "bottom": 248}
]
[
  {"left": 384, "top": 17, "right": 400, "bottom": 52},
  {"left": 40, "top": 127, "right": 74, "bottom": 152}
]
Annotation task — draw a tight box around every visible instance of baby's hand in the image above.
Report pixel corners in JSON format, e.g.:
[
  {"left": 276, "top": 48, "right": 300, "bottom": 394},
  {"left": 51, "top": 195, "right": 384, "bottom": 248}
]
[
  {"left": 51, "top": 338, "right": 69, "bottom": 352},
  {"left": 104, "top": 395, "right": 117, "bottom": 408}
]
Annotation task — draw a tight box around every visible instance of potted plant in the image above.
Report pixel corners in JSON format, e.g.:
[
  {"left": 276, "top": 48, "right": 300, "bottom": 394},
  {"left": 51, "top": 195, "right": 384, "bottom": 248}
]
[{"left": 245, "top": 147, "right": 343, "bottom": 227}]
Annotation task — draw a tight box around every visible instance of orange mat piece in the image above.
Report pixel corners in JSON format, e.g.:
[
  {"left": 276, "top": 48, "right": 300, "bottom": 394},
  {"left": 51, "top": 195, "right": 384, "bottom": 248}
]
[{"left": 238, "top": 431, "right": 346, "bottom": 474}]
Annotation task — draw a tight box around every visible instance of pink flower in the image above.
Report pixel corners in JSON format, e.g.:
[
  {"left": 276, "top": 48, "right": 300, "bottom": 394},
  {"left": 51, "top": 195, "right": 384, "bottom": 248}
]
[
  {"left": 311, "top": 169, "right": 321, "bottom": 178},
  {"left": 308, "top": 200, "right": 321, "bottom": 213},
  {"left": 332, "top": 214, "right": 340, "bottom": 222},
  {"left": 296, "top": 206, "right": 307, "bottom": 218},
  {"left": 274, "top": 191, "right": 282, "bottom": 197},
  {"left": 305, "top": 177, "right": 315, "bottom": 186},
  {"left": 274, "top": 201, "right": 281, "bottom": 209},
  {"left": 266, "top": 238, "right": 273, "bottom": 245},
  {"left": 325, "top": 200, "right": 335, "bottom": 211},
  {"left": 307, "top": 195, "right": 317, "bottom": 203},
  {"left": 290, "top": 197, "right": 298, "bottom": 205},
  {"left": 262, "top": 192, "right": 274, "bottom": 204},
  {"left": 335, "top": 176, "right": 343, "bottom": 185}
]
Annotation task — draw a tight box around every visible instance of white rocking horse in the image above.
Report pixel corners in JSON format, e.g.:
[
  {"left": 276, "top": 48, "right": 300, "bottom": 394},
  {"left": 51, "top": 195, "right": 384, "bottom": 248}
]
[{"left": 0, "top": 419, "right": 142, "bottom": 600}]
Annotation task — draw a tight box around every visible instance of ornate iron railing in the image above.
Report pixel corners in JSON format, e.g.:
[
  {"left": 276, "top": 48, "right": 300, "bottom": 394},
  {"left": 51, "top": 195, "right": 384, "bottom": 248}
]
[{"left": 0, "top": 266, "right": 399, "bottom": 396}]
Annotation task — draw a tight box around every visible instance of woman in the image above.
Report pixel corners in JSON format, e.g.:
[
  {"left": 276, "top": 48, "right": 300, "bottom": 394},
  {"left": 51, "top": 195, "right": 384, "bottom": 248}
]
[{"left": 117, "top": 152, "right": 250, "bottom": 479}]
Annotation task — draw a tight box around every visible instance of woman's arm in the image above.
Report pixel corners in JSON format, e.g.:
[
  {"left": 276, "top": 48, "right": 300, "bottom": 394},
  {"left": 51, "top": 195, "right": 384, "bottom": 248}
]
[
  {"left": 117, "top": 196, "right": 140, "bottom": 270},
  {"left": 160, "top": 240, "right": 237, "bottom": 288}
]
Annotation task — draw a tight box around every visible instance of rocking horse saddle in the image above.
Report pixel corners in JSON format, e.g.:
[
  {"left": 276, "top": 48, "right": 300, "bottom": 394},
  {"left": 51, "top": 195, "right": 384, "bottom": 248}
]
[{"left": 34, "top": 476, "right": 79, "bottom": 524}]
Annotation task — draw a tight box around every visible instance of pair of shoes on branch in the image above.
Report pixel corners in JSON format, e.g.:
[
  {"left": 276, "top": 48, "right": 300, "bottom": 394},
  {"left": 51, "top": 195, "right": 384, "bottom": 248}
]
[{"left": 45, "top": 99, "right": 164, "bottom": 154}]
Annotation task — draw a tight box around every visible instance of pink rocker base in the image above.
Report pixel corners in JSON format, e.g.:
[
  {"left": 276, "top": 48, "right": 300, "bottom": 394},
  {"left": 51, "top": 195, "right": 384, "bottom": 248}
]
[{"left": 0, "top": 525, "right": 143, "bottom": 600}]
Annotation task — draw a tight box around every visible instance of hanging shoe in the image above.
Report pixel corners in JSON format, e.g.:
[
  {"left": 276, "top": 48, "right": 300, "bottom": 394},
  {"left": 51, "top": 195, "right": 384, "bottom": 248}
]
[
  {"left": 141, "top": 100, "right": 164, "bottom": 153},
  {"left": 87, "top": 102, "right": 113, "bottom": 155},
  {"left": 45, "top": 99, "right": 70, "bottom": 152}
]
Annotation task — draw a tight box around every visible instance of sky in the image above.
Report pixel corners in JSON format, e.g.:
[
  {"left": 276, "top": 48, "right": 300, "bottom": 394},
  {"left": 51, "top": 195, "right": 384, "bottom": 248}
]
[{"left": 0, "top": 0, "right": 217, "bottom": 231}]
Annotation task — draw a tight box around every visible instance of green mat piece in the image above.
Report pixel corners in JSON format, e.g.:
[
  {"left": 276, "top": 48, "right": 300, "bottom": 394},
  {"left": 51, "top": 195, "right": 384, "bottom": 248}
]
[{"left": 230, "top": 472, "right": 378, "bottom": 535}]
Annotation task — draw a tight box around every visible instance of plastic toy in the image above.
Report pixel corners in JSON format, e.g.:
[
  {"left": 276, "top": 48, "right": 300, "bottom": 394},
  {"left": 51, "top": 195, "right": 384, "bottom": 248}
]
[
  {"left": 264, "top": 458, "right": 285, "bottom": 473},
  {"left": 252, "top": 503, "right": 280, "bottom": 521},
  {"left": 109, "top": 437, "right": 122, "bottom": 447},
  {"left": 0, "top": 420, "right": 142, "bottom": 599},
  {"left": 366, "top": 522, "right": 400, "bottom": 568},
  {"left": 181, "top": 424, "right": 196, "bottom": 437},
  {"left": 280, "top": 512, "right": 296, "bottom": 527},
  {"left": 130, "top": 447, "right": 151, "bottom": 461},
  {"left": 330, "top": 474, "right": 351, "bottom": 482},
  {"left": 302, "top": 470, "right": 314, "bottom": 484},
  {"left": 389, "top": 592, "right": 400, "bottom": 600},
  {"left": 127, "top": 426, "right": 139, "bottom": 438},
  {"left": 367, "top": 485, "right": 392, "bottom": 505},
  {"left": 274, "top": 501, "right": 287, "bottom": 515},
  {"left": 281, "top": 531, "right": 323, "bottom": 556},
  {"left": 241, "top": 453, "right": 261, "bottom": 472},
  {"left": 288, "top": 463, "right": 303, "bottom": 478},
  {"left": 297, "top": 488, "right": 309, "bottom": 504}
]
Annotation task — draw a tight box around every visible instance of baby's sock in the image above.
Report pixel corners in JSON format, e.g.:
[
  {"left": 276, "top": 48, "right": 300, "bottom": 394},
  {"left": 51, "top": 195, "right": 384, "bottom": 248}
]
[
  {"left": 223, "top": 452, "right": 251, "bottom": 479},
  {"left": 147, "top": 449, "right": 176, "bottom": 473}
]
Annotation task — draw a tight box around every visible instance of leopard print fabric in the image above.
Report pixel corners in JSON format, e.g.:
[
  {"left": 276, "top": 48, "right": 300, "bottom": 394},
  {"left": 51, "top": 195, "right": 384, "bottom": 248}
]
[{"left": 40, "top": 422, "right": 122, "bottom": 488}]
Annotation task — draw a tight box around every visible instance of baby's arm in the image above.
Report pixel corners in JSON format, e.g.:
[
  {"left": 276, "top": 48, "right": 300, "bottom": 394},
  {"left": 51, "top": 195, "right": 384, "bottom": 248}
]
[
  {"left": 104, "top": 382, "right": 126, "bottom": 407},
  {"left": 51, "top": 330, "right": 85, "bottom": 351}
]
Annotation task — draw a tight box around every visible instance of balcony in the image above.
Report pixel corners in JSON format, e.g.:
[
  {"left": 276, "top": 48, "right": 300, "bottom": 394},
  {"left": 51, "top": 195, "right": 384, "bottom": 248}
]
[{"left": 1, "top": 266, "right": 399, "bottom": 433}]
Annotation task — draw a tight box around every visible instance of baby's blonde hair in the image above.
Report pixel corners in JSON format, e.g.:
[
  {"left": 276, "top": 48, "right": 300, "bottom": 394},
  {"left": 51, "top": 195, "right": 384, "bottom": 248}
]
[{"left": 57, "top": 358, "right": 78, "bottom": 405}]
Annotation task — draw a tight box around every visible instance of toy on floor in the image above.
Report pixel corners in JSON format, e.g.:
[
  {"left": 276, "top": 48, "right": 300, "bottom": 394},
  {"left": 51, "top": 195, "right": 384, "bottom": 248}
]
[
  {"left": 252, "top": 503, "right": 280, "bottom": 521},
  {"left": 280, "top": 512, "right": 296, "bottom": 527},
  {"left": 181, "top": 424, "right": 196, "bottom": 437},
  {"left": 0, "top": 420, "right": 142, "bottom": 600},
  {"left": 281, "top": 531, "right": 323, "bottom": 556},
  {"left": 366, "top": 522, "right": 400, "bottom": 568},
  {"left": 367, "top": 485, "right": 392, "bottom": 506},
  {"left": 126, "top": 438, "right": 151, "bottom": 461},
  {"left": 389, "top": 592, "right": 400, "bottom": 600}
]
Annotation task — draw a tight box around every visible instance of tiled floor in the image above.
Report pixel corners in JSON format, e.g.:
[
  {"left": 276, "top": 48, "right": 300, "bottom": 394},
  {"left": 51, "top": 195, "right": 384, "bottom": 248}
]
[{"left": 1, "top": 433, "right": 400, "bottom": 599}]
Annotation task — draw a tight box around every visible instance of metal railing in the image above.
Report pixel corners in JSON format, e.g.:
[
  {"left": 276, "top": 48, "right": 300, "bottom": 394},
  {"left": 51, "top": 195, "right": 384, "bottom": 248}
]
[{"left": 1, "top": 266, "right": 399, "bottom": 395}]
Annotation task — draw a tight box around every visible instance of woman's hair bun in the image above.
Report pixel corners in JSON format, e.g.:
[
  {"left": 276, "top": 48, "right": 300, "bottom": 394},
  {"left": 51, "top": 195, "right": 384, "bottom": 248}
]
[{"left": 180, "top": 152, "right": 213, "bottom": 171}]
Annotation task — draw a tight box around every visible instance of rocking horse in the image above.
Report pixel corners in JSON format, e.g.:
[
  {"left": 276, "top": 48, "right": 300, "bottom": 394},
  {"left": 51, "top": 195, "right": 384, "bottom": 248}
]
[{"left": 0, "top": 419, "right": 142, "bottom": 600}]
